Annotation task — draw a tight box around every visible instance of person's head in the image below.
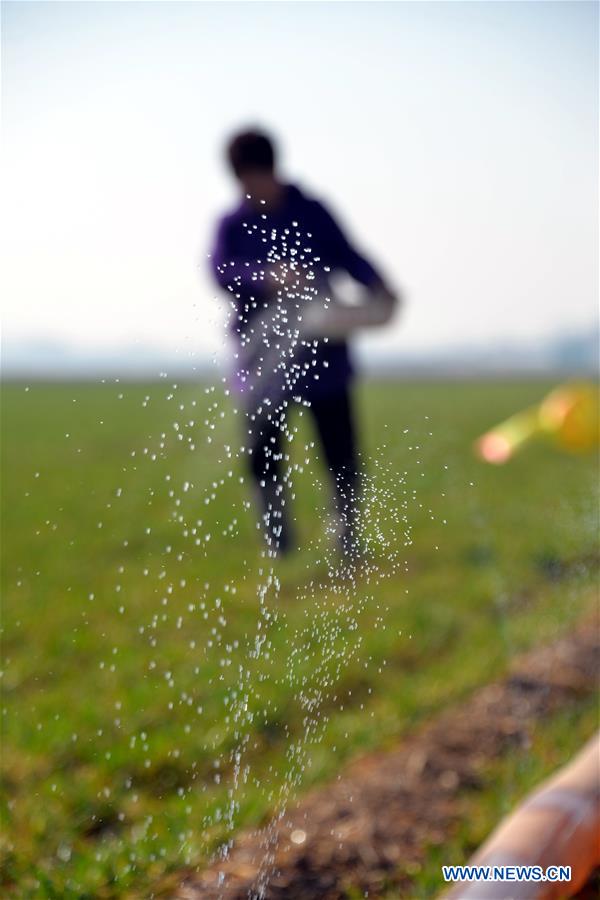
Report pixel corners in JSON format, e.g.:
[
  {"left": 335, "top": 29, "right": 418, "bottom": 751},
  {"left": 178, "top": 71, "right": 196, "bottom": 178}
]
[{"left": 226, "top": 129, "right": 282, "bottom": 204}]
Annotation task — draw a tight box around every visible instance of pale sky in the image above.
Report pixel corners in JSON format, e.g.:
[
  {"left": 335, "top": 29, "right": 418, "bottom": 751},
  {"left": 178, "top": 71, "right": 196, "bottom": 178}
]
[{"left": 2, "top": 0, "right": 598, "bottom": 362}]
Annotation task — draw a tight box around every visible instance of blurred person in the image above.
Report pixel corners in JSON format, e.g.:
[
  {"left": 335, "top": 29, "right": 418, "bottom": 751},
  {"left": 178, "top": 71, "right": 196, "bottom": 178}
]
[{"left": 210, "top": 128, "right": 398, "bottom": 558}]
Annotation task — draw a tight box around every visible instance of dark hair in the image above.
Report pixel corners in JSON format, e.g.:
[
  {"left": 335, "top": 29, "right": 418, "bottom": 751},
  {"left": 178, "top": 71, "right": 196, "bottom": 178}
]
[{"left": 227, "top": 129, "right": 276, "bottom": 177}]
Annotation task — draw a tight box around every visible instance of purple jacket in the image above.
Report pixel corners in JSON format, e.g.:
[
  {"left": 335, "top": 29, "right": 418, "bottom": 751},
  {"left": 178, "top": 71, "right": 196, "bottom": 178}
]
[{"left": 210, "top": 184, "right": 383, "bottom": 401}]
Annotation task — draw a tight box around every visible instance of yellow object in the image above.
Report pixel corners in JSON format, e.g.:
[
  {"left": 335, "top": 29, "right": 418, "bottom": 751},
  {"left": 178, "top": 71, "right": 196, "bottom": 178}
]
[{"left": 475, "top": 382, "right": 600, "bottom": 464}]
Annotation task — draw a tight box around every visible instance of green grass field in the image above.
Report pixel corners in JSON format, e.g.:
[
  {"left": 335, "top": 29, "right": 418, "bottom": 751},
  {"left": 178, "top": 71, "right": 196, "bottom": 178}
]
[{"left": 1, "top": 379, "right": 598, "bottom": 898}]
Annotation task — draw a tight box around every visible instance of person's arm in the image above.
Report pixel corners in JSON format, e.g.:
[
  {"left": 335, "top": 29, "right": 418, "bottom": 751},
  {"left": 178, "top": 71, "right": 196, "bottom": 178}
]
[
  {"left": 296, "top": 200, "right": 401, "bottom": 338},
  {"left": 314, "top": 200, "right": 396, "bottom": 299}
]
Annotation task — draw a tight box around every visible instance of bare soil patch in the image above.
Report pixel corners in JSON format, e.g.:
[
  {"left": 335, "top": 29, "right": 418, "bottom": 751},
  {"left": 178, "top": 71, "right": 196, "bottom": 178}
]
[{"left": 172, "top": 617, "right": 599, "bottom": 900}]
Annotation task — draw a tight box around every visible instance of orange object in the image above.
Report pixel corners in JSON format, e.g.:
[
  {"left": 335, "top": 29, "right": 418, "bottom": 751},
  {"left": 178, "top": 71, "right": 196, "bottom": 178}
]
[{"left": 443, "top": 732, "right": 600, "bottom": 899}]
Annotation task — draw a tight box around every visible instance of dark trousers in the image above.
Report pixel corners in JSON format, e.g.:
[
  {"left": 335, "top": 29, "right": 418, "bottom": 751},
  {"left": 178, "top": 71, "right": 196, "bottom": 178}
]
[{"left": 247, "top": 386, "right": 360, "bottom": 555}]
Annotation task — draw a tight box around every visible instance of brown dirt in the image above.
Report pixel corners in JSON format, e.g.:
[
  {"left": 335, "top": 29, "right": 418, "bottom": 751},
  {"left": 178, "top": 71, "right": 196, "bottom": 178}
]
[{"left": 170, "top": 616, "right": 599, "bottom": 900}]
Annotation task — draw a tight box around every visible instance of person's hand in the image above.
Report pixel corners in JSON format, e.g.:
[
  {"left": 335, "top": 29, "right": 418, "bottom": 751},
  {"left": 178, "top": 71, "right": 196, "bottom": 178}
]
[
  {"left": 374, "top": 281, "right": 401, "bottom": 309},
  {"left": 364, "top": 282, "right": 402, "bottom": 322}
]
